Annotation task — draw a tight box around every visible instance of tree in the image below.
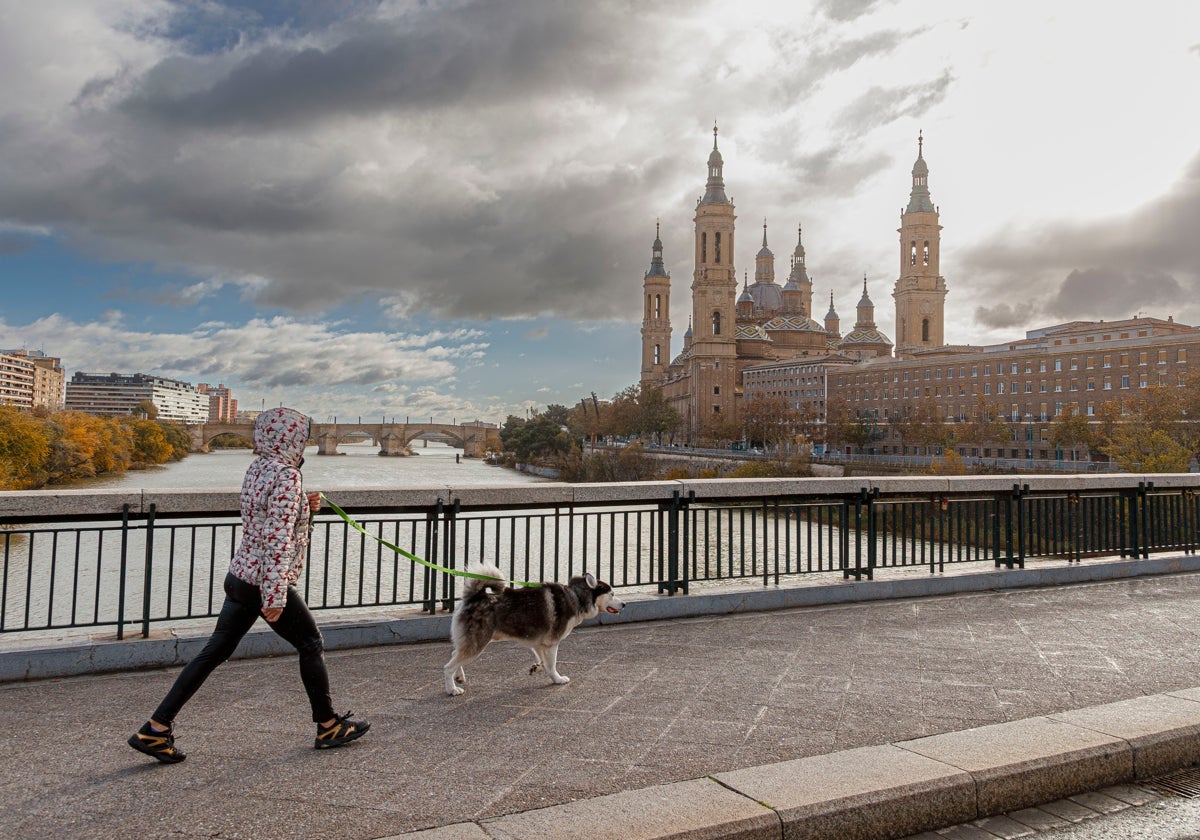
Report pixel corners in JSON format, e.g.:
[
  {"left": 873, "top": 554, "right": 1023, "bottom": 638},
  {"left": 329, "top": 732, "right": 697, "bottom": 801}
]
[
  {"left": 0, "top": 405, "right": 51, "bottom": 489},
  {"left": 635, "top": 387, "right": 680, "bottom": 443},
  {"left": 1050, "top": 407, "right": 1096, "bottom": 462},
  {"left": 542, "top": 404, "right": 571, "bottom": 426},
  {"left": 901, "top": 398, "right": 955, "bottom": 455},
  {"left": 957, "top": 397, "right": 1010, "bottom": 454},
  {"left": 1096, "top": 388, "right": 1191, "bottom": 472},
  {"left": 131, "top": 400, "right": 159, "bottom": 420},
  {"left": 124, "top": 419, "right": 173, "bottom": 466},
  {"left": 740, "top": 396, "right": 794, "bottom": 450}
]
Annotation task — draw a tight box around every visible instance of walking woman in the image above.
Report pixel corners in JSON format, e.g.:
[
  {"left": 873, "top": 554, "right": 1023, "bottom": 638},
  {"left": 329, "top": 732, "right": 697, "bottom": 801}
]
[{"left": 129, "top": 407, "right": 369, "bottom": 763}]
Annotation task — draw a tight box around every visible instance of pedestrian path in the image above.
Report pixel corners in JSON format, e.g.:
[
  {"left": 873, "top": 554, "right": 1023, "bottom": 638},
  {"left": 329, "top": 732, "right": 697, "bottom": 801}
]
[{"left": 2, "top": 566, "right": 1200, "bottom": 839}]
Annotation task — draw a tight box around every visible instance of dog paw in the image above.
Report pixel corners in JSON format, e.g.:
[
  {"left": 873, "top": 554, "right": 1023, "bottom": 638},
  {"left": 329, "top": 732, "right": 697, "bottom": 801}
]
[
  {"left": 551, "top": 675, "right": 571, "bottom": 685},
  {"left": 446, "top": 685, "right": 465, "bottom": 696},
  {"left": 528, "top": 663, "right": 544, "bottom": 675}
]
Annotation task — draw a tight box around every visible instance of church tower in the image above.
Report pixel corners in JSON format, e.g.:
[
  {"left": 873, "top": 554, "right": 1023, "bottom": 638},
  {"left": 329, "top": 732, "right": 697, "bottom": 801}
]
[
  {"left": 892, "top": 132, "right": 947, "bottom": 359},
  {"left": 690, "top": 124, "right": 738, "bottom": 423},
  {"left": 640, "top": 221, "right": 672, "bottom": 391}
]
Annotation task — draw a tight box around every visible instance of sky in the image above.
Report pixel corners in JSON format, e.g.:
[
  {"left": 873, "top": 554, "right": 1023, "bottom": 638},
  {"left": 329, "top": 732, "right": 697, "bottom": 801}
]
[{"left": 1, "top": 0, "right": 1198, "bottom": 425}]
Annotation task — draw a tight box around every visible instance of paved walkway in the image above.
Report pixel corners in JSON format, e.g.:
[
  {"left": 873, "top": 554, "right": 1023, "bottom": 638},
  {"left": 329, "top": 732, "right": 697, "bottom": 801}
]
[{"left": 3, "top": 568, "right": 1200, "bottom": 839}]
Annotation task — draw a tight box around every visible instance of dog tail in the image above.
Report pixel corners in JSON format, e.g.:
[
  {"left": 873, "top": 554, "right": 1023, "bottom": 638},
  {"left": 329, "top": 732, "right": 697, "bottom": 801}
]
[{"left": 462, "top": 562, "right": 509, "bottom": 599}]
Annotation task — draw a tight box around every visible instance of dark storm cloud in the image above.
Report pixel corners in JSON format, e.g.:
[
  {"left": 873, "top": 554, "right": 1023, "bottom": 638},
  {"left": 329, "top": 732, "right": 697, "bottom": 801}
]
[
  {"left": 961, "top": 150, "right": 1200, "bottom": 327},
  {"left": 1046, "top": 269, "right": 1184, "bottom": 320},
  {"left": 122, "top": 0, "right": 661, "bottom": 131}
]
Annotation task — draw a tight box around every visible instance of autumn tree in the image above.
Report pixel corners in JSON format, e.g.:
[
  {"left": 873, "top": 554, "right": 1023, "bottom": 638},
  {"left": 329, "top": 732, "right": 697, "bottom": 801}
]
[
  {"left": 1095, "top": 387, "right": 1191, "bottom": 472},
  {"left": 0, "top": 405, "right": 51, "bottom": 489},
  {"left": 1050, "top": 406, "right": 1097, "bottom": 462}
]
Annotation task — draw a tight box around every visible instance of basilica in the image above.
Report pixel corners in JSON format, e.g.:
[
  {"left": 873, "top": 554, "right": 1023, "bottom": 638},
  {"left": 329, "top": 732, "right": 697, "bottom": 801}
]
[{"left": 640, "top": 127, "right": 947, "bottom": 438}]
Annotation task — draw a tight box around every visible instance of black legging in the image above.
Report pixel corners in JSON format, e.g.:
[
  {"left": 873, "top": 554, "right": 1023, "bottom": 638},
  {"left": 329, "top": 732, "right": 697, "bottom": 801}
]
[{"left": 153, "top": 572, "right": 335, "bottom": 725}]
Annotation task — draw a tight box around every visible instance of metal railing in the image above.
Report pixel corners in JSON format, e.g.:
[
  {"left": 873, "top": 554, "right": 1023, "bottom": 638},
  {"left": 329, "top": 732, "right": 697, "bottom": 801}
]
[{"left": 2, "top": 475, "right": 1197, "bottom": 638}]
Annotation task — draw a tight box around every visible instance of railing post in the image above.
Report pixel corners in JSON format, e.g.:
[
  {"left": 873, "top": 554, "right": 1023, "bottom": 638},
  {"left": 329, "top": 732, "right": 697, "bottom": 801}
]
[
  {"left": 117, "top": 503, "right": 129, "bottom": 641},
  {"left": 422, "top": 500, "right": 441, "bottom": 614},
  {"left": 441, "top": 499, "right": 460, "bottom": 612},
  {"left": 844, "top": 488, "right": 874, "bottom": 581},
  {"left": 141, "top": 503, "right": 156, "bottom": 638},
  {"left": 1012, "top": 483, "right": 1028, "bottom": 569},
  {"left": 1066, "top": 493, "right": 1081, "bottom": 564},
  {"left": 1137, "top": 481, "right": 1153, "bottom": 559},
  {"left": 660, "top": 490, "right": 690, "bottom": 596}
]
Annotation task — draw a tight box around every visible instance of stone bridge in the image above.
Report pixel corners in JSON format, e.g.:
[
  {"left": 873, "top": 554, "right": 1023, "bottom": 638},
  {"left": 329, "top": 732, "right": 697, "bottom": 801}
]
[{"left": 187, "top": 422, "right": 500, "bottom": 458}]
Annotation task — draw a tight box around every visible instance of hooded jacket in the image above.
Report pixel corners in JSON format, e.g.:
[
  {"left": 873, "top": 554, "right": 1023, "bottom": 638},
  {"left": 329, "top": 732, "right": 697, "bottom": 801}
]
[{"left": 228, "top": 407, "right": 312, "bottom": 610}]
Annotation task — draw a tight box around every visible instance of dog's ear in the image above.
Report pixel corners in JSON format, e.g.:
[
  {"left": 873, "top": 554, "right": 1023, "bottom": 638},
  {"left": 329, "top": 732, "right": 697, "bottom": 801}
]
[{"left": 584, "top": 572, "right": 597, "bottom": 588}]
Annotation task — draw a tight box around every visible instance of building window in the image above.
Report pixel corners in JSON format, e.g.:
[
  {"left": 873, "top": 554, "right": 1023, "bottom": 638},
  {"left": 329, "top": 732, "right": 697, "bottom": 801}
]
[
  {"left": 922, "top": 319, "right": 930, "bottom": 342},
  {"left": 1179, "top": 348, "right": 1188, "bottom": 362},
  {"left": 1103, "top": 355, "right": 1112, "bottom": 368},
  {"left": 923, "top": 241, "right": 930, "bottom": 265},
  {"left": 701, "top": 232, "right": 707, "bottom": 263},
  {"left": 712, "top": 311, "right": 721, "bottom": 335},
  {"left": 713, "top": 386, "right": 720, "bottom": 395},
  {"left": 654, "top": 294, "right": 661, "bottom": 318},
  {"left": 653, "top": 344, "right": 661, "bottom": 365},
  {"left": 1121, "top": 375, "right": 1130, "bottom": 389},
  {"left": 712, "top": 405, "right": 720, "bottom": 414},
  {"left": 910, "top": 241, "right": 917, "bottom": 266},
  {"left": 715, "top": 232, "right": 722, "bottom": 264}
]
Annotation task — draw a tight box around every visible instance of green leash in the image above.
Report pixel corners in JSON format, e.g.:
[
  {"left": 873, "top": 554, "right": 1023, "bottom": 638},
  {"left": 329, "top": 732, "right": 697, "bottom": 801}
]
[{"left": 318, "top": 493, "right": 541, "bottom": 588}]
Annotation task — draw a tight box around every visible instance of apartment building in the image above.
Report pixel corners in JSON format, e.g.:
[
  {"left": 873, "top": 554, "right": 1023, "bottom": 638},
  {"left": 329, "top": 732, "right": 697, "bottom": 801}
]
[
  {"left": 65, "top": 372, "right": 209, "bottom": 423},
  {"left": 0, "top": 353, "right": 35, "bottom": 409},
  {"left": 197, "top": 383, "right": 238, "bottom": 423}
]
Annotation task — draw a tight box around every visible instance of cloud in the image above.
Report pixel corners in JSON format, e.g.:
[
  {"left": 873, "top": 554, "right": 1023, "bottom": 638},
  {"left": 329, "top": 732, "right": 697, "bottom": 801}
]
[
  {"left": 959, "top": 149, "right": 1200, "bottom": 330},
  {"left": 974, "top": 300, "right": 1038, "bottom": 331},
  {"left": 1046, "top": 269, "right": 1184, "bottom": 320},
  {"left": 1, "top": 311, "right": 487, "bottom": 394}
]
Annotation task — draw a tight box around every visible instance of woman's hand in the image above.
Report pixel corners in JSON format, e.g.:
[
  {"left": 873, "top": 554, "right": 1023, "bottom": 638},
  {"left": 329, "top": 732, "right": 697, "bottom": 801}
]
[
  {"left": 307, "top": 492, "right": 321, "bottom": 514},
  {"left": 262, "top": 607, "right": 283, "bottom": 623}
]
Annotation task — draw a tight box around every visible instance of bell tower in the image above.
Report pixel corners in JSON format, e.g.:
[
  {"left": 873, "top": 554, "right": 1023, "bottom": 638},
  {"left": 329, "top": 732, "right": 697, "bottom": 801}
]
[
  {"left": 640, "top": 222, "right": 672, "bottom": 391},
  {"left": 690, "top": 123, "right": 738, "bottom": 423},
  {"left": 893, "top": 132, "right": 947, "bottom": 359}
]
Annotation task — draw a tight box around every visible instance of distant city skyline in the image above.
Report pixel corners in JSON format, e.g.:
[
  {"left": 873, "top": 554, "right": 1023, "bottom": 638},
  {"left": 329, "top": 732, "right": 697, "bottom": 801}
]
[{"left": 1, "top": 1, "right": 1197, "bottom": 424}]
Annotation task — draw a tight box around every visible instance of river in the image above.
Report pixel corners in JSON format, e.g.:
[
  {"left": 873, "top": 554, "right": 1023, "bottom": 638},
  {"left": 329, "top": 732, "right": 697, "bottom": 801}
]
[{"left": 72, "top": 440, "right": 551, "bottom": 490}]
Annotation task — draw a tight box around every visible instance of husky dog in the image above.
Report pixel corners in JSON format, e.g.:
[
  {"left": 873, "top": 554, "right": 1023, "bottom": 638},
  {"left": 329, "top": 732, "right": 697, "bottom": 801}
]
[{"left": 444, "top": 563, "right": 625, "bottom": 696}]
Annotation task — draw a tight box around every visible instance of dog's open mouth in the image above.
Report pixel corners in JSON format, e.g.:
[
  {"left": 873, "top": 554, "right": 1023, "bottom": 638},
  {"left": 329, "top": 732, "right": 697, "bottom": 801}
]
[{"left": 605, "top": 606, "right": 621, "bottom": 614}]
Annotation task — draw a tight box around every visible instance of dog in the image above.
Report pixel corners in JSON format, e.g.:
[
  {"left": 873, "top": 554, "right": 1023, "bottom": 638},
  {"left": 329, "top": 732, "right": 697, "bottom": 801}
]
[{"left": 443, "top": 563, "right": 625, "bottom": 696}]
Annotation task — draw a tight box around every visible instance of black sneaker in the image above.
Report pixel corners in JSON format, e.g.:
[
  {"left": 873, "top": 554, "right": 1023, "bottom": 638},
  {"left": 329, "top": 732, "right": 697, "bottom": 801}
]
[
  {"left": 314, "top": 711, "right": 370, "bottom": 749},
  {"left": 128, "top": 721, "right": 186, "bottom": 764}
]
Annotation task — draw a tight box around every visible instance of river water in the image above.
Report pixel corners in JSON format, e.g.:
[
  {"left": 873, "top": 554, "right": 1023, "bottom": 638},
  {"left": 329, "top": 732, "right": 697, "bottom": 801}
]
[{"left": 75, "top": 440, "right": 551, "bottom": 490}]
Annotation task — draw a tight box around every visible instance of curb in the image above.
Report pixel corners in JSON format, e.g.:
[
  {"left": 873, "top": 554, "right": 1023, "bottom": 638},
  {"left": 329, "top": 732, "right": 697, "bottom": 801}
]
[
  {"left": 4, "top": 553, "right": 1200, "bottom": 683},
  {"left": 383, "top": 688, "right": 1200, "bottom": 840}
]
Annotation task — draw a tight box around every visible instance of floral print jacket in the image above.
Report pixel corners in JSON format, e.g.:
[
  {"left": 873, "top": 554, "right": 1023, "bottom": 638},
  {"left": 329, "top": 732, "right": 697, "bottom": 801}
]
[{"left": 228, "top": 407, "right": 312, "bottom": 610}]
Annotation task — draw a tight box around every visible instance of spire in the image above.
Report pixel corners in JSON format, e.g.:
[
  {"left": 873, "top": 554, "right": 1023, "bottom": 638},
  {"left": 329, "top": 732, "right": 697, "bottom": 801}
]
[
  {"left": 859, "top": 273, "right": 871, "bottom": 306},
  {"left": 646, "top": 219, "right": 668, "bottom": 277},
  {"left": 825, "top": 290, "right": 839, "bottom": 320},
  {"left": 906, "top": 130, "right": 934, "bottom": 213},
  {"left": 701, "top": 122, "right": 729, "bottom": 205},
  {"left": 762, "top": 219, "right": 768, "bottom": 248}
]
